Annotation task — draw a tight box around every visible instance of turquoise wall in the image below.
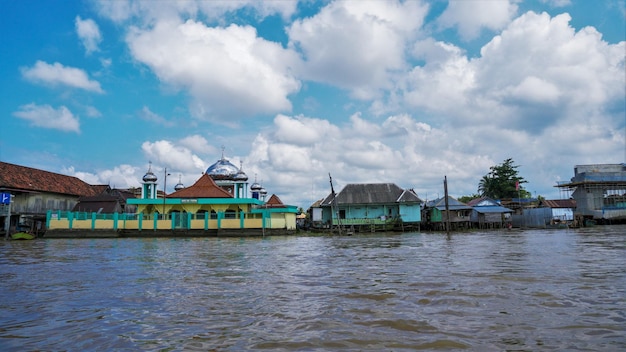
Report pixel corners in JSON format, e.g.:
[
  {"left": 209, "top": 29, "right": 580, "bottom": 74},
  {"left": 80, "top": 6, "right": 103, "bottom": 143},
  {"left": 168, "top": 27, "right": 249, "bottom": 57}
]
[{"left": 399, "top": 204, "right": 421, "bottom": 222}]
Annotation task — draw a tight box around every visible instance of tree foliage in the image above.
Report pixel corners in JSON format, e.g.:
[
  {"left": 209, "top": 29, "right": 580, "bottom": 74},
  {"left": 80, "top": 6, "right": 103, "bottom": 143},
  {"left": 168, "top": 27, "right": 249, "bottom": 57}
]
[
  {"left": 478, "top": 158, "right": 530, "bottom": 199},
  {"left": 458, "top": 194, "right": 481, "bottom": 203}
]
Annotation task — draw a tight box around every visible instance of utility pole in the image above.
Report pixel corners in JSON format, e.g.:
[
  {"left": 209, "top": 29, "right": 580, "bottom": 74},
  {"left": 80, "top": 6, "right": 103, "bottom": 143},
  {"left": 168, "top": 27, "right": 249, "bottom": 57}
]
[{"left": 163, "top": 168, "right": 170, "bottom": 220}]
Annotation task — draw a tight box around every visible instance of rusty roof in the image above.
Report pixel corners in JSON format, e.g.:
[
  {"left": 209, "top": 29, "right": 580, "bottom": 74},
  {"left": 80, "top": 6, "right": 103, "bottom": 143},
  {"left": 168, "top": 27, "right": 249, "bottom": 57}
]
[
  {"left": 541, "top": 199, "right": 576, "bottom": 208},
  {"left": 167, "top": 173, "right": 233, "bottom": 198},
  {"left": 0, "top": 161, "right": 100, "bottom": 197}
]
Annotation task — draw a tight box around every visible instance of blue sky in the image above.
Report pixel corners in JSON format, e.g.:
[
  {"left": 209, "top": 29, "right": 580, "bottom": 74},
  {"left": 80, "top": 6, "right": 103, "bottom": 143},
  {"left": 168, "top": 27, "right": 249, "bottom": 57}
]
[{"left": 1, "top": 0, "right": 624, "bottom": 208}]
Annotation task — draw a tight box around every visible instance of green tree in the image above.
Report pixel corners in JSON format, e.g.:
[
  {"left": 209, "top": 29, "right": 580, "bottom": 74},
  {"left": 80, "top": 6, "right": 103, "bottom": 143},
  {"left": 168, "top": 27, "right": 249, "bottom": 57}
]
[
  {"left": 458, "top": 194, "right": 481, "bottom": 203},
  {"left": 478, "top": 158, "right": 530, "bottom": 199}
]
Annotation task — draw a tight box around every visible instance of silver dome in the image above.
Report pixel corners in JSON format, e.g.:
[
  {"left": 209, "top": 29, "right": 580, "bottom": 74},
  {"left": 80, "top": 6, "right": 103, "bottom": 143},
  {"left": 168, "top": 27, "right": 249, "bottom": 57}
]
[
  {"left": 174, "top": 175, "right": 184, "bottom": 191},
  {"left": 142, "top": 163, "right": 158, "bottom": 182},
  {"left": 234, "top": 170, "right": 249, "bottom": 181},
  {"left": 206, "top": 158, "right": 239, "bottom": 177}
]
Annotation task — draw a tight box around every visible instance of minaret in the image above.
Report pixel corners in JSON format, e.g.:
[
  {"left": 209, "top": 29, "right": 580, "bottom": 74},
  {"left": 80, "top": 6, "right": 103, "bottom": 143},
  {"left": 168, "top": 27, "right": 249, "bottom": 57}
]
[
  {"left": 141, "top": 162, "right": 158, "bottom": 199},
  {"left": 233, "top": 161, "right": 249, "bottom": 198},
  {"left": 250, "top": 174, "right": 262, "bottom": 200},
  {"left": 174, "top": 174, "right": 184, "bottom": 191}
]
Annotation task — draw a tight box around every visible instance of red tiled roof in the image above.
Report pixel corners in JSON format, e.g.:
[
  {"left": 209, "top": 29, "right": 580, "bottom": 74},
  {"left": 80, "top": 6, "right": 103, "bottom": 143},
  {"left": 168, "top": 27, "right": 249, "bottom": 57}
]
[
  {"left": 266, "top": 194, "right": 286, "bottom": 208},
  {"left": 167, "top": 173, "right": 233, "bottom": 198},
  {"left": 90, "top": 184, "right": 111, "bottom": 195},
  {"left": 0, "top": 161, "right": 99, "bottom": 197}
]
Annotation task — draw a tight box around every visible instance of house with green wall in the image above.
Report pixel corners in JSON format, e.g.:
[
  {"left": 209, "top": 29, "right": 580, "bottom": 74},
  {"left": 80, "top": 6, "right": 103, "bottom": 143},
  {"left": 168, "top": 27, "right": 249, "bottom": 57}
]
[{"left": 317, "top": 183, "right": 422, "bottom": 232}]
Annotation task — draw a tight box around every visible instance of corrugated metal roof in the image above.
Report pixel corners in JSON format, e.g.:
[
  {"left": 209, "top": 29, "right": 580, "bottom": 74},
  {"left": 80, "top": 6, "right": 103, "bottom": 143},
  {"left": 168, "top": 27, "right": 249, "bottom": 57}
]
[
  {"left": 397, "top": 189, "right": 423, "bottom": 203},
  {"left": 321, "top": 183, "right": 420, "bottom": 206},
  {"left": 467, "top": 197, "right": 500, "bottom": 207},
  {"left": 426, "top": 196, "right": 472, "bottom": 210},
  {"left": 0, "top": 161, "right": 101, "bottom": 197},
  {"left": 541, "top": 199, "right": 576, "bottom": 208},
  {"left": 472, "top": 205, "right": 512, "bottom": 214}
]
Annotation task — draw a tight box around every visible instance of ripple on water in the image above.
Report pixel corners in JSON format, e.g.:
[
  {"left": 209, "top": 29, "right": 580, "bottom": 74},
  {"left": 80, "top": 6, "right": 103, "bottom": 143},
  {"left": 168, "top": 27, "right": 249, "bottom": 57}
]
[{"left": 0, "top": 229, "right": 624, "bottom": 351}]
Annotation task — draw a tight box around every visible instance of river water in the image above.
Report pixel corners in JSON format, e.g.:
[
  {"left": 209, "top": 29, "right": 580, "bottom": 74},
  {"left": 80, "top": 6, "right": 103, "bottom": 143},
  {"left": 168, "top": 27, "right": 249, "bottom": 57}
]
[{"left": 0, "top": 226, "right": 624, "bottom": 351}]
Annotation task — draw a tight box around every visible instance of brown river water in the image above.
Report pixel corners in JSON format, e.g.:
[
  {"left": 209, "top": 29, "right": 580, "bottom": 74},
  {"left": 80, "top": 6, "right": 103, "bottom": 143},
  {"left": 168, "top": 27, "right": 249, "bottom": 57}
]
[{"left": 0, "top": 226, "right": 624, "bottom": 351}]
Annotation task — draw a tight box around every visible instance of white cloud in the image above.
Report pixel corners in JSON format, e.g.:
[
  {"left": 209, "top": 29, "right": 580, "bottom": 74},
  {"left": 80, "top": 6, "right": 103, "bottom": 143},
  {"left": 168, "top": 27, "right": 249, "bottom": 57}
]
[
  {"left": 501, "top": 76, "right": 561, "bottom": 104},
  {"left": 21, "top": 61, "right": 104, "bottom": 93},
  {"left": 75, "top": 16, "right": 102, "bottom": 54},
  {"left": 398, "top": 11, "right": 625, "bottom": 132},
  {"left": 474, "top": 12, "right": 625, "bottom": 127},
  {"left": 141, "top": 140, "right": 206, "bottom": 172},
  {"left": 403, "top": 38, "right": 475, "bottom": 120},
  {"left": 438, "top": 0, "right": 519, "bottom": 41},
  {"left": 244, "top": 113, "right": 500, "bottom": 206},
  {"left": 126, "top": 20, "right": 300, "bottom": 121},
  {"left": 540, "top": 0, "right": 572, "bottom": 7},
  {"left": 179, "top": 134, "right": 213, "bottom": 155},
  {"left": 273, "top": 114, "right": 340, "bottom": 146},
  {"left": 63, "top": 164, "right": 140, "bottom": 188},
  {"left": 13, "top": 103, "right": 80, "bottom": 133},
  {"left": 138, "top": 106, "right": 173, "bottom": 126},
  {"left": 84, "top": 105, "right": 102, "bottom": 118},
  {"left": 96, "top": 0, "right": 297, "bottom": 24},
  {"left": 287, "top": 0, "right": 429, "bottom": 100}
]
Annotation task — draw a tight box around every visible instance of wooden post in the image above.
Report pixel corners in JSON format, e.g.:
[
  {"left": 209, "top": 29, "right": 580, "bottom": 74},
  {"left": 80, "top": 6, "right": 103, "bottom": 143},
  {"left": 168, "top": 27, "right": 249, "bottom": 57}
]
[{"left": 444, "top": 176, "right": 451, "bottom": 236}]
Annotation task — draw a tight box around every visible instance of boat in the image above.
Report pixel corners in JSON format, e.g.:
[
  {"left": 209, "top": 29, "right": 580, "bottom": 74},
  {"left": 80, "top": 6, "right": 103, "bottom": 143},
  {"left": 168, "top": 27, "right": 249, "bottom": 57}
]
[{"left": 11, "top": 232, "right": 36, "bottom": 240}]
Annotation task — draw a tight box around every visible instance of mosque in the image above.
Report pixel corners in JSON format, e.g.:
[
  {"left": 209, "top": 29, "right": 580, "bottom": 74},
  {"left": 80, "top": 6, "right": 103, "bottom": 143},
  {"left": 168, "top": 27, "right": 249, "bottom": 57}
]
[{"left": 46, "top": 151, "right": 298, "bottom": 236}]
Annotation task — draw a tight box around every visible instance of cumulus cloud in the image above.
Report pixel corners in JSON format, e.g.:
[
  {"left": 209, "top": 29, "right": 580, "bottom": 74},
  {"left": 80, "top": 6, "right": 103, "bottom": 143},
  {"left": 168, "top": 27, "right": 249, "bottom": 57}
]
[
  {"left": 179, "top": 134, "right": 214, "bottom": 155},
  {"left": 21, "top": 61, "right": 104, "bottom": 93},
  {"left": 475, "top": 12, "right": 625, "bottom": 127},
  {"left": 75, "top": 16, "right": 102, "bottom": 54},
  {"left": 244, "top": 113, "right": 499, "bottom": 206},
  {"left": 438, "top": 0, "right": 519, "bottom": 41},
  {"left": 126, "top": 20, "right": 300, "bottom": 121},
  {"left": 273, "top": 114, "right": 340, "bottom": 146},
  {"left": 63, "top": 164, "right": 139, "bottom": 188},
  {"left": 288, "top": 0, "right": 429, "bottom": 100},
  {"left": 141, "top": 140, "right": 206, "bottom": 172},
  {"left": 243, "top": 107, "right": 623, "bottom": 207},
  {"left": 13, "top": 103, "right": 80, "bottom": 133},
  {"left": 399, "top": 11, "right": 625, "bottom": 131}
]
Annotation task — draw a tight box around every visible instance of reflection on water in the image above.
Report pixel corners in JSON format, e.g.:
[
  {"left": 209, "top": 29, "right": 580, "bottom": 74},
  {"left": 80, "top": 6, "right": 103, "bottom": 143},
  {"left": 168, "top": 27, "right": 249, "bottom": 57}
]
[{"left": 0, "top": 226, "right": 624, "bottom": 351}]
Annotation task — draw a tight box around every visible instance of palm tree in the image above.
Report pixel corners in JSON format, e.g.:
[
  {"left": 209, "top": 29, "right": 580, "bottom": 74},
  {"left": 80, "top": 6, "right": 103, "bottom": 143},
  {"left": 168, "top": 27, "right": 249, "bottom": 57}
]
[{"left": 478, "top": 158, "right": 529, "bottom": 199}]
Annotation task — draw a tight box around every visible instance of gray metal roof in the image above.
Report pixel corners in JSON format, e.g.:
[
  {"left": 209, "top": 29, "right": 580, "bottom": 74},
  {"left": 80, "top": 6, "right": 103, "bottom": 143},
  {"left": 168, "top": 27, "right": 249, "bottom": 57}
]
[
  {"left": 426, "top": 196, "right": 473, "bottom": 210},
  {"left": 321, "top": 183, "right": 422, "bottom": 206},
  {"left": 472, "top": 205, "right": 512, "bottom": 214},
  {"left": 397, "top": 189, "right": 423, "bottom": 203}
]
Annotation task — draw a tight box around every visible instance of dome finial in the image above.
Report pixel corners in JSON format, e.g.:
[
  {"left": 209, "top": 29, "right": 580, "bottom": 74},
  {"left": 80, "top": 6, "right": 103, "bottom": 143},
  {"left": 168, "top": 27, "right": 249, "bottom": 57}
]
[
  {"left": 174, "top": 174, "right": 184, "bottom": 191},
  {"left": 221, "top": 145, "right": 225, "bottom": 160},
  {"left": 142, "top": 161, "right": 158, "bottom": 183}
]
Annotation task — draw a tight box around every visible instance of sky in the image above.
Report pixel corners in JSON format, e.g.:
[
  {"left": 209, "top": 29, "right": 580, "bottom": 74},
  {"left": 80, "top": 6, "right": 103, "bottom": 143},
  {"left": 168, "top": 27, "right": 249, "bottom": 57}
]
[{"left": 1, "top": 0, "right": 624, "bottom": 209}]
